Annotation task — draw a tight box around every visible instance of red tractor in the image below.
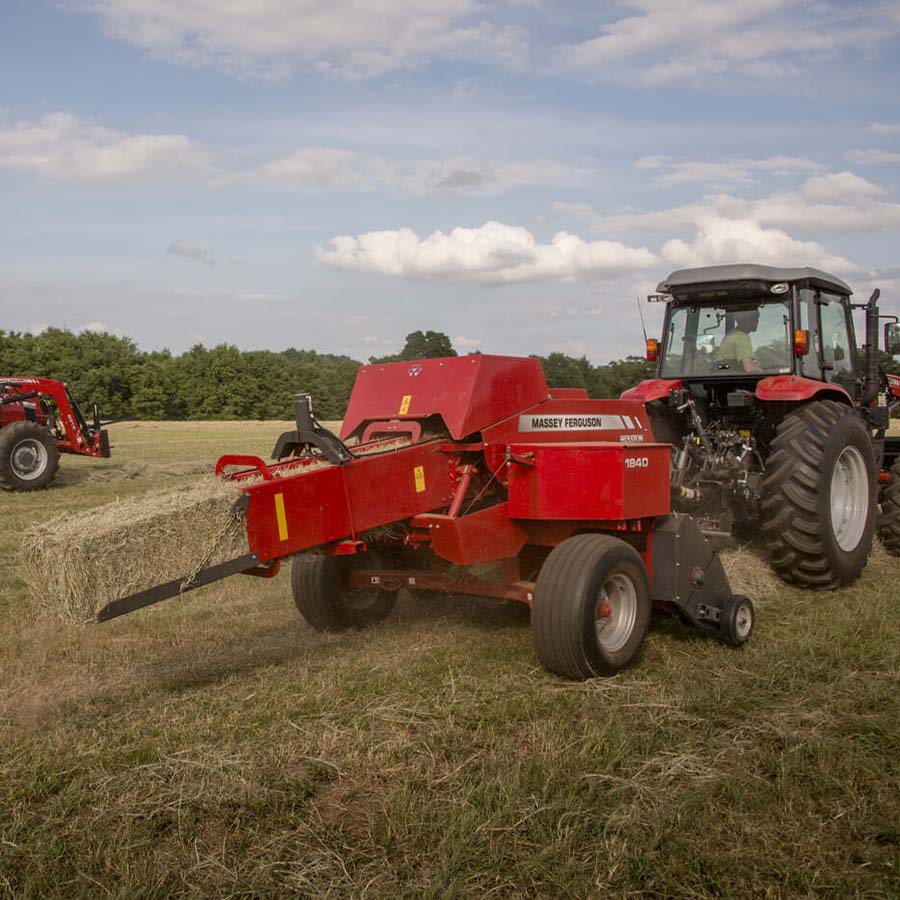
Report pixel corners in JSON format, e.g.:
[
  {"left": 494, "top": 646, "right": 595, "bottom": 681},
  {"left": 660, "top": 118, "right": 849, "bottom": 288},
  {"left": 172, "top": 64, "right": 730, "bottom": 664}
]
[
  {"left": 0, "top": 378, "right": 110, "bottom": 491},
  {"left": 625, "top": 264, "right": 900, "bottom": 589}
]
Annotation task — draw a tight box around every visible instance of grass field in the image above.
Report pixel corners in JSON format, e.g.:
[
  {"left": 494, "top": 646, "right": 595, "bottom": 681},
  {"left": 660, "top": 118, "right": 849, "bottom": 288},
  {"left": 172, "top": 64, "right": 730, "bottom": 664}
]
[{"left": 2, "top": 421, "right": 899, "bottom": 898}]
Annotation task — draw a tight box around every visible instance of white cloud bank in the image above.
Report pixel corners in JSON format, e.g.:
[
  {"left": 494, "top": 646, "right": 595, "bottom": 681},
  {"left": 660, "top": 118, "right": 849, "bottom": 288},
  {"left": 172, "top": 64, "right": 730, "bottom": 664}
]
[
  {"left": 0, "top": 112, "right": 208, "bottom": 183},
  {"left": 168, "top": 240, "right": 217, "bottom": 266},
  {"left": 261, "top": 147, "right": 596, "bottom": 195},
  {"left": 559, "top": 171, "right": 900, "bottom": 238},
  {"left": 317, "top": 221, "right": 658, "bottom": 284},
  {"left": 635, "top": 155, "right": 824, "bottom": 187},
  {"left": 561, "top": 0, "right": 895, "bottom": 83},
  {"left": 82, "top": 0, "right": 527, "bottom": 79}
]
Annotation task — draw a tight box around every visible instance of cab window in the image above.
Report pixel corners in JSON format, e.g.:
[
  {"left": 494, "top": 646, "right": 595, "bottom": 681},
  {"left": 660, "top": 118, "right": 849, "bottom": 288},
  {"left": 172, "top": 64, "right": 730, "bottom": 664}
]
[{"left": 818, "top": 293, "right": 854, "bottom": 388}]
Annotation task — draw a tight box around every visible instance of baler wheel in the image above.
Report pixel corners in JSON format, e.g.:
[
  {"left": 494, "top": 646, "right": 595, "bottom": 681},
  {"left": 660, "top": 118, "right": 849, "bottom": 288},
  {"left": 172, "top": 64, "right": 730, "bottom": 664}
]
[
  {"left": 719, "top": 594, "right": 754, "bottom": 647},
  {"left": 878, "top": 459, "right": 900, "bottom": 556},
  {"left": 760, "top": 400, "right": 875, "bottom": 588},
  {"left": 532, "top": 534, "right": 651, "bottom": 680},
  {"left": 0, "top": 420, "right": 60, "bottom": 491},
  {"left": 291, "top": 550, "right": 397, "bottom": 631}
]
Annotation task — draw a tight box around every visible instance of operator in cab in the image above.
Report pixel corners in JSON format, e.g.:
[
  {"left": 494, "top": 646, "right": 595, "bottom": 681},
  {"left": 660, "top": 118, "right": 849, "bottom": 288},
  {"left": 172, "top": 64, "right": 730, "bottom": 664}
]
[{"left": 719, "top": 308, "right": 761, "bottom": 372}]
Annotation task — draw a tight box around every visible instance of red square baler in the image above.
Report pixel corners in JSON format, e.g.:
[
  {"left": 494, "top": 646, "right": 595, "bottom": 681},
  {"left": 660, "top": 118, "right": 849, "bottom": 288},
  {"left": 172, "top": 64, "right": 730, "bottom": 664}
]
[{"left": 98, "top": 355, "right": 753, "bottom": 680}]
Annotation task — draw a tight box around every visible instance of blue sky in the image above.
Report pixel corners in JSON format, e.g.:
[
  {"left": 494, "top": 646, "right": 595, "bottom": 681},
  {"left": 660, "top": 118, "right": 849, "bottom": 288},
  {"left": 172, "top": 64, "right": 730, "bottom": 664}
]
[{"left": 2, "top": 0, "right": 900, "bottom": 362}]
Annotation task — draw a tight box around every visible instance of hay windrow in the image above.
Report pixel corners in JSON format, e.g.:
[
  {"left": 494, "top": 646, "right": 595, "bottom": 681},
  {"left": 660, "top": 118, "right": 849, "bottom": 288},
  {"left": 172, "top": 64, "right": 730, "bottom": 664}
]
[
  {"left": 22, "top": 477, "right": 248, "bottom": 624},
  {"left": 719, "top": 545, "right": 782, "bottom": 600}
]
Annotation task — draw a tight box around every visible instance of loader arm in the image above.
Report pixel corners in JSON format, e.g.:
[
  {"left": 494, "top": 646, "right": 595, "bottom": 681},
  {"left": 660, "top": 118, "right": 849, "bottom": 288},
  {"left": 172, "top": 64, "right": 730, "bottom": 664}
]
[{"left": 0, "top": 377, "right": 109, "bottom": 458}]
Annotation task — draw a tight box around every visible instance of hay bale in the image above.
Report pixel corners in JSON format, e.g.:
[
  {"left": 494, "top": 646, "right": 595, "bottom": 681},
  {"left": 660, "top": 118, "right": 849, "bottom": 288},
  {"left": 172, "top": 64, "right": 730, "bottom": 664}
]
[
  {"left": 22, "top": 477, "right": 248, "bottom": 623},
  {"left": 719, "top": 545, "right": 782, "bottom": 600}
]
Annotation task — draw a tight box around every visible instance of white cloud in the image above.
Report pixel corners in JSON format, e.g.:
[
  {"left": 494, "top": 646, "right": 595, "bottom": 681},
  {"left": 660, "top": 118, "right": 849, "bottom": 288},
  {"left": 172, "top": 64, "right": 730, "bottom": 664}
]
[
  {"left": 261, "top": 146, "right": 598, "bottom": 195},
  {"left": 660, "top": 216, "right": 859, "bottom": 274},
  {"left": 802, "top": 171, "right": 883, "bottom": 203},
  {"left": 260, "top": 147, "right": 360, "bottom": 188},
  {"left": 317, "top": 221, "right": 658, "bottom": 284},
  {"left": 453, "top": 335, "right": 483, "bottom": 349},
  {"left": 168, "top": 240, "right": 217, "bottom": 266},
  {"left": 80, "top": 321, "right": 109, "bottom": 333},
  {"left": 635, "top": 154, "right": 824, "bottom": 187},
  {"left": 847, "top": 148, "right": 900, "bottom": 165},
  {"left": 81, "top": 0, "right": 528, "bottom": 80},
  {"left": 560, "top": 0, "right": 893, "bottom": 82},
  {"left": 0, "top": 112, "right": 209, "bottom": 183},
  {"left": 868, "top": 121, "right": 900, "bottom": 135},
  {"left": 559, "top": 172, "right": 900, "bottom": 237}
]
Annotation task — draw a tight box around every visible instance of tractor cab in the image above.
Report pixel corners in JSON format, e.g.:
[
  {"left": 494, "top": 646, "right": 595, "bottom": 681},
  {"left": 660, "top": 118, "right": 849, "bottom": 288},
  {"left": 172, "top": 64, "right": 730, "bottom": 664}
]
[{"left": 653, "top": 264, "right": 857, "bottom": 395}]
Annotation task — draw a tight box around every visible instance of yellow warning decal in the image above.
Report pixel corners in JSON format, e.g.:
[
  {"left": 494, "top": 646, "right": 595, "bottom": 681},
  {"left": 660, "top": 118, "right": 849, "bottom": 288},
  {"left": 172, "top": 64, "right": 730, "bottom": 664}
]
[
  {"left": 414, "top": 465, "right": 426, "bottom": 493},
  {"left": 399, "top": 394, "right": 412, "bottom": 415},
  {"left": 274, "top": 492, "right": 289, "bottom": 541}
]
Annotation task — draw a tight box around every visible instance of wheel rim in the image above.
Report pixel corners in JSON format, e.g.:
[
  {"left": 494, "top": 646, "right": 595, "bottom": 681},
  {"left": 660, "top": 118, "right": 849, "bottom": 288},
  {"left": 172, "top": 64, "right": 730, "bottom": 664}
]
[
  {"left": 830, "top": 446, "right": 869, "bottom": 552},
  {"left": 10, "top": 438, "right": 48, "bottom": 481},
  {"left": 595, "top": 572, "right": 637, "bottom": 653},
  {"left": 734, "top": 603, "right": 753, "bottom": 640}
]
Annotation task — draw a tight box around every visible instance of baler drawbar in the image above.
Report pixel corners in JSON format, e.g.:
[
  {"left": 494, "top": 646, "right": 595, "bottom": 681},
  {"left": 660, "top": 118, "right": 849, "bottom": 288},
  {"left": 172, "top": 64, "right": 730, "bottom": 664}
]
[{"left": 96, "top": 355, "right": 754, "bottom": 680}]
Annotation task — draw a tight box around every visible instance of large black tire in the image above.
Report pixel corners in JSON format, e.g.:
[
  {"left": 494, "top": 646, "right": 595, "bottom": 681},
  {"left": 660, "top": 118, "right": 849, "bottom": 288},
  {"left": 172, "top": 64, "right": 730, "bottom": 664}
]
[
  {"left": 0, "top": 421, "right": 60, "bottom": 491},
  {"left": 760, "top": 400, "right": 876, "bottom": 589},
  {"left": 878, "top": 459, "right": 900, "bottom": 556},
  {"left": 291, "top": 550, "right": 398, "bottom": 631},
  {"left": 532, "top": 534, "right": 651, "bottom": 680}
]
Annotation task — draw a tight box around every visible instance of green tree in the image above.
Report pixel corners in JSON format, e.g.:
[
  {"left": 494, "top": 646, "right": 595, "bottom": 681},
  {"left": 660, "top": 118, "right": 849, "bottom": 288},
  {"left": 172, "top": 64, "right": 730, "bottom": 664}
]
[{"left": 370, "top": 331, "right": 457, "bottom": 363}]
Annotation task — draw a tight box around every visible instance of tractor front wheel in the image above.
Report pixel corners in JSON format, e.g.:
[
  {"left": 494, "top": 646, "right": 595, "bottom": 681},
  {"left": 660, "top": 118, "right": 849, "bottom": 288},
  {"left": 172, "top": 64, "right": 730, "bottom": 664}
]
[
  {"left": 760, "top": 400, "right": 875, "bottom": 588},
  {"left": 0, "top": 421, "right": 60, "bottom": 491},
  {"left": 532, "top": 534, "right": 651, "bottom": 680},
  {"left": 291, "top": 550, "right": 398, "bottom": 631}
]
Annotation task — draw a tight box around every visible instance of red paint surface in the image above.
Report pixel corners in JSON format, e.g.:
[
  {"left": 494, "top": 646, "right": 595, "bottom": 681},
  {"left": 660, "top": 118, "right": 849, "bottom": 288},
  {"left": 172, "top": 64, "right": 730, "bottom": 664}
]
[{"left": 340, "top": 354, "right": 549, "bottom": 441}]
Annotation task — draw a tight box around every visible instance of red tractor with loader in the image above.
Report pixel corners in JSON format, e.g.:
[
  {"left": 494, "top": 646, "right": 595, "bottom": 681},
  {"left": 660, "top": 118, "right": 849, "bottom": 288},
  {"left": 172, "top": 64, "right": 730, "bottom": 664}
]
[
  {"left": 624, "top": 264, "right": 900, "bottom": 588},
  {"left": 0, "top": 377, "right": 110, "bottom": 491},
  {"left": 97, "top": 355, "right": 754, "bottom": 680}
]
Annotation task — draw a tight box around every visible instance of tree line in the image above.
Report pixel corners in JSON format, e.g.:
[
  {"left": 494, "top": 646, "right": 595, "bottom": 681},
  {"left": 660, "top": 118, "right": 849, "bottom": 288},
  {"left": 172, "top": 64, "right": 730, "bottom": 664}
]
[{"left": 0, "top": 326, "right": 656, "bottom": 421}]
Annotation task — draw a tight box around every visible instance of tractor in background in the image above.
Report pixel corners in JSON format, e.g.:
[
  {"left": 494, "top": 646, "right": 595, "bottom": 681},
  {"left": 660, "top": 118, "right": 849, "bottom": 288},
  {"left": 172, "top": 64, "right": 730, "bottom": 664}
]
[
  {"left": 625, "top": 263, "right": 900, "bottom": 589},
  {"left": 0, "top": 377, "right": 110, "bottom": 490}
]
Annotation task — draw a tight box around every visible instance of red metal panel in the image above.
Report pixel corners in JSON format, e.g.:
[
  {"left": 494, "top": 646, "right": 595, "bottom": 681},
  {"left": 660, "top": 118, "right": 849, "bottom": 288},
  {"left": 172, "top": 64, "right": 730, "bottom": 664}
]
[
  {"left": 481, "top": 397, "right": 655, "bottom": 475},
  {"left": 506, "top": 442, "right": 670, "bottom": 521},
  {"left": 340, "top": 354, "right": 549, "bottom": 441},
  {"left": 411, "top": 503, "right": 527, "bottom": 565},
  {"left": 242, "top": 442, "right": 455, "bottom": 562},
  {"left": 549, "top": 387, "right": 589, "bottom": 399},
  {"left": 754, "top": 375, "right": 851, "bottom": 404},
  {"left": 620, "top": 378, "right": 683, "bottom": 402}
]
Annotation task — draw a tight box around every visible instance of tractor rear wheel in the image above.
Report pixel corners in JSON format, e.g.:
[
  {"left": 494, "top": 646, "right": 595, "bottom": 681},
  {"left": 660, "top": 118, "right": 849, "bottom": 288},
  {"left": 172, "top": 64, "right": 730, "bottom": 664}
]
[
  {"left": 291, "top": 549, "right": 398, "bottom": 631},
  {"left": 0, "top": 421, "right": 60, "bottom": 491},
  {"left": 878, "top": 459, "right": 900, "bottom": 555},
  {"left": 532, "top": 534, "right": 651, "bottom": 680},
  {"left": 760, "top": 400, "right": 875, "bottom": 588}
]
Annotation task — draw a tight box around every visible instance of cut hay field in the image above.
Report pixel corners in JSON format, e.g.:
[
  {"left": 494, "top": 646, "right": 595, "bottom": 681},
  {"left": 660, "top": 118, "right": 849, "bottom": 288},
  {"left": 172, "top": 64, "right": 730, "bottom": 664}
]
[{"left": 1, "top": 421, "right": 899, "bottom": 898}]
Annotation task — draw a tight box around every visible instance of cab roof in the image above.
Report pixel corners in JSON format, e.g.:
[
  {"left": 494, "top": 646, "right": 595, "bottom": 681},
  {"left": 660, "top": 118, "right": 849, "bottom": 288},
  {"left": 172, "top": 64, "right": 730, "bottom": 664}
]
[{"left": 657, "top": 264, "right": 852, "bottom": 297}]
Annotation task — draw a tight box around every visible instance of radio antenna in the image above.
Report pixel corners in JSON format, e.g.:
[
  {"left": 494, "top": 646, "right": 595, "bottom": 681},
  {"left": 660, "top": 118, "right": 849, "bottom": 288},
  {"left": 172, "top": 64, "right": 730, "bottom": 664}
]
[{"left": 636, "top": 295, "right": 649, "bottom": 344}]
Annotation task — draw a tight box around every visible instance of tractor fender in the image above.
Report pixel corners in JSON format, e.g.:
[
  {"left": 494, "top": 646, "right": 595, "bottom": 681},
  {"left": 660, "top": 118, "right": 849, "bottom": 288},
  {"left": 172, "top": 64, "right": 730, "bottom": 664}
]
[
  {"left": 620, "top": 378, "right": 682, "bottom": 403},
  {"left": 754, "top": 375, "right": 852, "bottom": 405}
]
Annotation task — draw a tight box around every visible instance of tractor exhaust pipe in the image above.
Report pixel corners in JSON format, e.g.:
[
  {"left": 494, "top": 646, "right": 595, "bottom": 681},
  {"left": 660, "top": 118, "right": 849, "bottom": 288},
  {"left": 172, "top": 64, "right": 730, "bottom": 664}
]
[{"left": 862, "top": 288, "right": 882, "bottom": 406}]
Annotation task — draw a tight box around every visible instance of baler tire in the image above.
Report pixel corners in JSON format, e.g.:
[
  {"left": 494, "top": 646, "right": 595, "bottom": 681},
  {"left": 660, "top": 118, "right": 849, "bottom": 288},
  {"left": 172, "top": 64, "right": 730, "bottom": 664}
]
[
  {"left": 720, "top": 594, "right": 754, "bottom": 647},
  {"left": 760, "top": 400, "right": 875, "bottom": 589},
  {"left": 532, "top": 534, "right": 651, "bottom": 680},
  {"left": 290, "top": 550, "right": 397, "bottom": 632},
  {"left": 878, "top": 459, "right": 900, "bottom": 556},
  {"left": 0, "top": 421, "right": 60, "bottom": 491}
]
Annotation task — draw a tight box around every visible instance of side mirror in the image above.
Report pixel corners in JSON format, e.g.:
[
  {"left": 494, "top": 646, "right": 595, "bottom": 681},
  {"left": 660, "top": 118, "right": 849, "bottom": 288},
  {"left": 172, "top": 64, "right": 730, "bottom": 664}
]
[{"left": 885, "top": 323, "right": 900, "bottom": 356}]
